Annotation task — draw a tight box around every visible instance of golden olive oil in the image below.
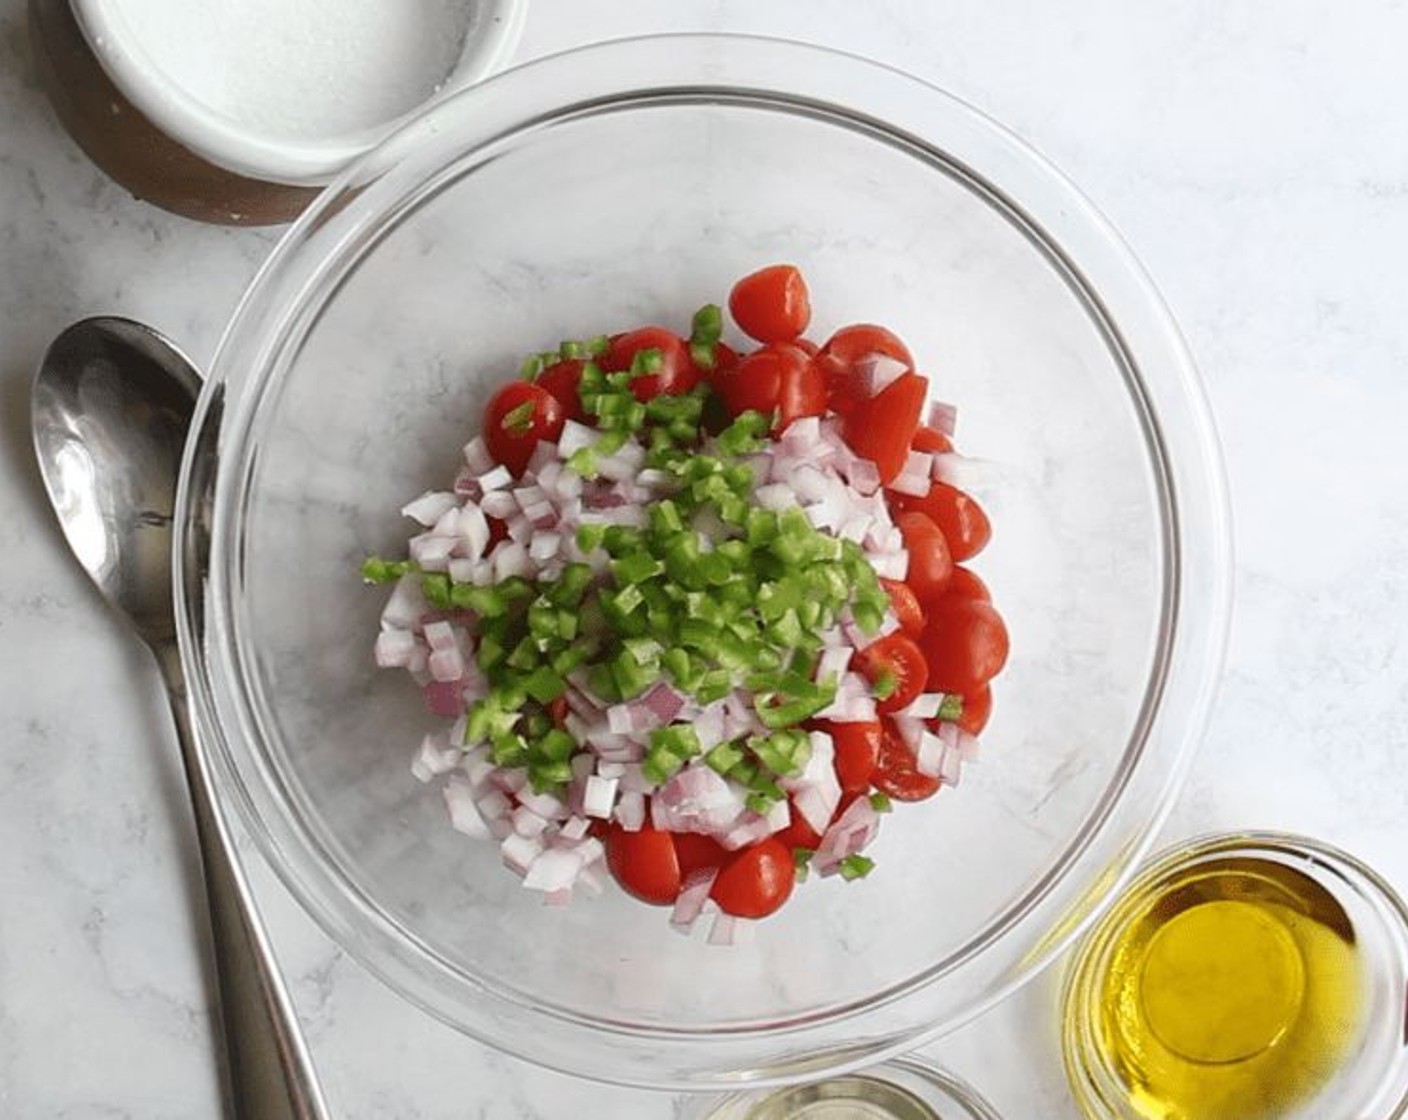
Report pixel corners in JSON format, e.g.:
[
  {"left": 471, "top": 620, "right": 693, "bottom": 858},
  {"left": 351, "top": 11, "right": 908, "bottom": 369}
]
[{"left": 1066, "top": 856, "right": 1365, "bottom": 1119}]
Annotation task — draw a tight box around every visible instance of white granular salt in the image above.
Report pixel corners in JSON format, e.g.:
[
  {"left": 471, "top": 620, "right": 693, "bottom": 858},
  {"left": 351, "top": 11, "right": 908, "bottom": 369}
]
[{"left": 110, "top": 0, "right": 476, "bottom": 140}]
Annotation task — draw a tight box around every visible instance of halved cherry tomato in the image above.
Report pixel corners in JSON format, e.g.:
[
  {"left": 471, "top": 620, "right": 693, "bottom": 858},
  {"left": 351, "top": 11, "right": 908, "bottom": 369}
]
[
  {"left": 820, "top": 720, "right": 883, "bottom": 793},
  {"left": 947, "top": 566, "right": 991, "bottom": 603},
  {"left": 958, "top": 685, "right": 992, "bottom": 735},
  {"left": 603, "top": 326, "right": 698, "bottom": 402},
  {"left": 912, "top": 424, "right": 954, "bottom": 454},
  {"left": 879, "top": 578, "right": 925, "bottom": 637},
  {"left": 821, "top": 323, "right": 914, "bottom": 370},
  {"left": 775, "top": 345, "right": 827, "bottom": 432},
  {"left": 729, "top": 264, "right": 811, "bottom": 344},
  {"left": 895, "top": 511, "right": 953, "bottom": 605},
  {"left": 893, "top": 481, "right": 991, "bottom": 562},
  {"left": 917, "top": 597, "right": 1009, "bottom": 696},
  {"left": 873, "top": 721, "right": 940, "bottom": 801},
  {"left": 842, "top": 371, "right": 927, "bottom": 484},
  {"left": 604, "top": 823, "right": 681, "bottom": 905},
  {"left": 854, "top": 633, "right": 928, "bottom": 715},
  {"left": 535, "top": 358, "right": 588, "bottom": 422},
  {"left": 818, "top": 352, "right": 865, "bottom": 416},
  {"left": 774, "top": 804, "right": 823, "bottom": 851},
  {"left": 710, "top": 837, "right": 795, "bottom": 918},
  {"left": 483, "top": 382, "right": 565, "bottom": 476},
  {"left": 673, "top": 832, "right": 728, "bottom": 878},
  {"left": 712, "top": 343, "right": 824, "bottom": 432},
  {"left": 791, "top": 337, "right": 819, "bottom": 356}
]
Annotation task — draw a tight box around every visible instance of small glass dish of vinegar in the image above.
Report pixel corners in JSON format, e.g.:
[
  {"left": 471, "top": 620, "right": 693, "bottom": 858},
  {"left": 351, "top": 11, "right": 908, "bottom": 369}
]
[{"left": 1062, "top": 832, "right": 1408, "bottom": 1119}]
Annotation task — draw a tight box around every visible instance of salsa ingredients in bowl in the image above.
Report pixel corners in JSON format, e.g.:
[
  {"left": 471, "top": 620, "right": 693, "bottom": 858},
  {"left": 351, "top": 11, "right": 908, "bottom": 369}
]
[{"left": 364, "top": 266, "right": 1007, "bottom": 937}]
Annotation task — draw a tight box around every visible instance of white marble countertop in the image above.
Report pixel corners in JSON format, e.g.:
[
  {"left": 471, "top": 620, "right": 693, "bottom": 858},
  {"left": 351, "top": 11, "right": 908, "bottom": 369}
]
[{"left": 4, "top": 2, "right": 1408, "bottom": 1117}]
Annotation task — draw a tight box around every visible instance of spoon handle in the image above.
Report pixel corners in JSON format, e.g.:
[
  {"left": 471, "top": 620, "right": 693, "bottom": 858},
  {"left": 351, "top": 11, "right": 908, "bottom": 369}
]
[{"left": 155, "top": 641, "right": 332, "bottom": 1120}]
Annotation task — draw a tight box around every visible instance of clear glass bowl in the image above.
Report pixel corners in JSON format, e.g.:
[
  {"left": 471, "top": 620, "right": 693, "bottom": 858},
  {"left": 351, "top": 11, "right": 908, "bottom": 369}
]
[
  {"left": 1062, "top": 832, "right": 1408, "bottom": 1119},
  {"left": 174, "top": 35, "right": 1232, "bottom": 1089}
]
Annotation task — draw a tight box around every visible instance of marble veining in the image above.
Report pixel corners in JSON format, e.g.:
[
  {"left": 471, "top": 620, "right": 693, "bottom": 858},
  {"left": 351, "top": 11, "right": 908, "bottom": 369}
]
[{"left": 4, "top": 2, "right": 1408, "bottom": 1117}]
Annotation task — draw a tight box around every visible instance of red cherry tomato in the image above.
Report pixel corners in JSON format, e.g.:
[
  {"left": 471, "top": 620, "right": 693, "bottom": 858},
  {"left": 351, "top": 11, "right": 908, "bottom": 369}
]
[
  {"left": 842, "top": 371, "right": 928, "bottom": 485},
  {"left": 879, "top": 578, "right": 925, "bottom": 637},
  {"left": 791, "top": 337, "right": 819, "bottom": 356},
  {"left": 818, "top": 352, "right": 866, "bottom": 416},
  {"left": 912, "top": 425, "right": 954, "bottom": 454},
  {"left": 775, "top": 345, "right": 827, "bottom": 432},
  {"left": 917, "top": 597, "right": 1009, "bottom": 696},
  {"left": 854, "top": 633, "right": 928, "bottom": 715},
  {"left": 958, "top": 685, "right": 993, "bottom": 735},
  {"left": 603, "top": 326, "right": 698, "bottom": 402},
  {"left": 873, "top": 721, "right": 941, "bottom": 801},
  {"left": 894, "top": 481, "right": 992, "bottom": 562},
  {"left": 712, "top": 343, "right": 824, "bottom": 432},
  {"left": 604, "top": 823, "right": 681, "bottom": 905},
  {"left": 818, "top": 720, "right": 883, "bottom": 794},
  {"left": 947, "top": 566, "right": 991, "bottom": 603},
  {"left": 774, "top": 804, "right": 823, "bottom": 851},
  {"left": 895, "top": 511, "right": 953, "bottom": 605},
  {"left": 728, "top": 264, "right": 811, "bottom": 344},
  {"left": 535, "top": 358, "right": 588, "bottom": 422},
  {"left": 673, "top": 832, "right": 728, "bottom": 878},
  {"left": 710, "top": 837, "right": 796, "bottom": 918},
  {"left": 821, "top": 323, "right": 914, "bottom": 370},
  {"left": 482, "top": 382, "right": 565, "bottom": 477}
]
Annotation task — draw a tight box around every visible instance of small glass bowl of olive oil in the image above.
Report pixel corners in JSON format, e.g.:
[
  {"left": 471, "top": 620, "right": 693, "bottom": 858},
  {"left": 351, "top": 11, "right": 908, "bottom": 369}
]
[
  {"left": 691, "top": 1055, "right": 1003, "bottom": 1120},
  {"left": 1062, "top": 832, "right": 1408, "bottom": 1119}
]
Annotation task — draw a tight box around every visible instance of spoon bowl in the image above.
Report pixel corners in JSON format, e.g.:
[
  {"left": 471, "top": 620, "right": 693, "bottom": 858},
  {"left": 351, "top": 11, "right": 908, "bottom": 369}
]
[{"left": 32, "top": 317, "right": 328, "bottom": 1120}]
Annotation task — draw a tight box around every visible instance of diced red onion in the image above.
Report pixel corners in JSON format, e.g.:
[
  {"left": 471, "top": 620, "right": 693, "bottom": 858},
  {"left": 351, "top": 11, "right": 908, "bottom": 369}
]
[
  {"left": 477, "top": 464, "right": 513, "bottom": 492},
  {"left": 927, "top": 400, "right": 958, "bottom": 436},
  {"left": 529, "top": 532, "right": 562, "bottom": 562},
  {"left": 892, "top": 714, "right": 926, "bottom": 751},
  {"left": 462, "top": 436, "right": 495, "bottom": 474},
  {"left": 374, "top": 628, "right": 417, "bottom": 668},
  {"left": 479, "top": 490, "right": 518, "bottom": 520},
  {"left": 614, "top": 790, "right": 647, "bottom": 831},
  {"left": 427, "top": 645, "right": 465, "bottom": 683},
  {"left": 557, "top": 419, "right": 597, "bottom": 458},
  {"left": 868, "top": 550, "right": 909, "bottom": 581},
  {"left": 504, "top": 514, "right": 534, "bottom": 543},
  {"left": 861, "top": 353, "right": 908, "bottom": 396},
  {"left": 898, "top": 692, "right": 947, "bottom": 720},
  {"left": 492, "top": 541, "right": 532, "bottom": 581},
  {"left": 408, "top": 532, "right": 455, "bottom": 570},
  {"left": 511, "top": 805, "right": 550, "bottom": 838},
  {"left": 500, "top": 832, "right": 545, "bottom": 877},
  {"left": 411, "top": 734, "right": 460, "bottom": 782},
  {"left": 559, "top": 816, "right": 591, "bottom": 841},
  {"left": 583, "top": 774, "right": 618, "bottom": 818},
  {"left": 443, "top": 778, "right": 491, "bottom": 839},
  {"left": 490, "top": 768, "right": 528, "bottom": 795},
  {"left": 463, "top": 752, "right": 497, "bottom": 793},
  {"left": 814, "top": 795, "right": 880, "bottom": 875},
  {"left": 754, "top": 483, "right": 795, "bottom": 512},
  {"left": 652, "top": 764, "right": 747, "bottom": 835},
  {"left": 671, "top": 869, "right": 718, "bottom": 932},
  {"left": 474, "top": 787, "right": 512, "bottom": 822},
  {"left": 519, "top": 789, "right": 567, "bottom": 820},
  {"left": 640, "top": 682, "right": 685, "bottom": 724},
  {"left": 523, "top": 846, "right": 584, "bottom": 892},
  {"left": 708, "top": 913, "right": 752, "bottom": 947},
  {"left": 455, "top": 504, "right": 490, "bottom": 560},
  {"left": 422, "top": 679, "right": 466, "bottom": 718},
  {"left": 526, "top": 440, "right": 557, "bottom": 476},
  {"left": 422, "top": 620, "right": 455, "bottom": 651},
  {"left": 401, "top": 490, "right": 458, "bottom": 527}
]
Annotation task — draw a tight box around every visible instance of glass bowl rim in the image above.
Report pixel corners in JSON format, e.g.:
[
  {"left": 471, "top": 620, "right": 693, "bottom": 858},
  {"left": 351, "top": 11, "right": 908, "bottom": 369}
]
[{"left": 174, "top": 32, "right": 1234, "bottom": 1088}]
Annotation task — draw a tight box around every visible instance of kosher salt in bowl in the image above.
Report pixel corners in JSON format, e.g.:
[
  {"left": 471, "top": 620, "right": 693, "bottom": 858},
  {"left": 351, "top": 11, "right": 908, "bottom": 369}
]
[{"left": 174, "top": 35, "right": 1232, "bottom": 1089}]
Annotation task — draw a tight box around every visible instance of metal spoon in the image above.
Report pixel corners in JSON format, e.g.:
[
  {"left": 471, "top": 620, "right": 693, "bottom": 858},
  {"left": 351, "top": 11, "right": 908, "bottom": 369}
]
[{"left": 31, "top": 317, "right": 331, "bottom": 1120}]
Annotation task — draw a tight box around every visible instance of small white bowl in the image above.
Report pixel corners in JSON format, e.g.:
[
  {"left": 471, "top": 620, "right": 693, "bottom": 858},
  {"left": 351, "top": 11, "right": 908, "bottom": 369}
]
[{"left": 71, "top": 0, "right": 529, "bottom": 186}]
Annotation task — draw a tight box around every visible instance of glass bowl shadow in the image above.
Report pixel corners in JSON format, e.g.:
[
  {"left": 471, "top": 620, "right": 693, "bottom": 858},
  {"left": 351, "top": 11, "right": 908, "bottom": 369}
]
[{"left": 175, "top": 34, "right": 1232, "bottom": 1090}]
